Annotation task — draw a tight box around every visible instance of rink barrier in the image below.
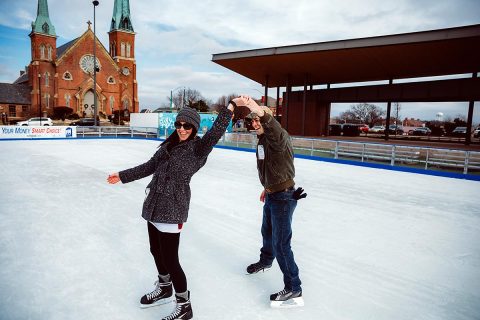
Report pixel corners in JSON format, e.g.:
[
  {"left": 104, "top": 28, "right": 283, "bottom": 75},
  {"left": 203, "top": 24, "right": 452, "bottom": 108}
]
[{"left": 1, "top": 126, "right": 479, "bottom": 181}]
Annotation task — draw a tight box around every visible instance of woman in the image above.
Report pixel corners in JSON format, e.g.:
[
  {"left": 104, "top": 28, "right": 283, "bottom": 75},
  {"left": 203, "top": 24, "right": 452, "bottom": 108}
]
[{"left": 107, "top": 101, "right": 239, "bottom": 320}]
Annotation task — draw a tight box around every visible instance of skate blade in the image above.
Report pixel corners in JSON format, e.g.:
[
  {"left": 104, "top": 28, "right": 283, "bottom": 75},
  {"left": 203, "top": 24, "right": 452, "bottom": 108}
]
[
  {"left": 139, "top": 297, "right": 174, "bottom": 309},
  {"left": 245, "top": 267, "right": 272, "bottom": 275},
  {"left": 270, "top": 297, "right": 304, "bottom": 308}
]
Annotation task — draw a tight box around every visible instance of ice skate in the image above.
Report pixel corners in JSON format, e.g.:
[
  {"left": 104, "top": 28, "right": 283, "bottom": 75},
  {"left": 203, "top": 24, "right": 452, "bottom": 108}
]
[
  {"left": 246, "top": 261, "right": 272, "bottom": 274},
  {"left": 270, "top": 289, "right": 304, "bottom": 308},
  {"left": 139, "top": 278, "right": 173, "bottom": 308},
  {"left": 162, "top": 291, "right": 193, "bottom": 320}
]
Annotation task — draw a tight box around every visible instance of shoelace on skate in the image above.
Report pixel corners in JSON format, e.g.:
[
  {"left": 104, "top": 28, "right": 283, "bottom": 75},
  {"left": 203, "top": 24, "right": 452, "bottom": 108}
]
[
  {"left": 146, "top": 281, "right": 163, "bottom": 300},
  {"left": 163, "top": 303, "right": 183, "bottom": 320},
  {"left": 272, "top": 289, "right": 289, "bottom": 300}
]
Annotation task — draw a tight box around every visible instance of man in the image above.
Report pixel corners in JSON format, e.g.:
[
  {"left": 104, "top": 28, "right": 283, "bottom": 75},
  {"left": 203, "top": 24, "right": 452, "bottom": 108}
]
[{"left": 240, "top": 95, "right": 306, "bottom": 308}]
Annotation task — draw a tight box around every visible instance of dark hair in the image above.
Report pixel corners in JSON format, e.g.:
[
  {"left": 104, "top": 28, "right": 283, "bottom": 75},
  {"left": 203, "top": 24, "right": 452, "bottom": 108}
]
[{"left": 160, "top": 127, "right": 198, "bottom": 150}]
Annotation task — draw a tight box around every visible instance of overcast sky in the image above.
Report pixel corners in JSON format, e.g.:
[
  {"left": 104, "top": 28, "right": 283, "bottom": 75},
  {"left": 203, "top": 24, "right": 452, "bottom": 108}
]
[{"left": 0, "top": 0, "right": 479, "bottom": 122}]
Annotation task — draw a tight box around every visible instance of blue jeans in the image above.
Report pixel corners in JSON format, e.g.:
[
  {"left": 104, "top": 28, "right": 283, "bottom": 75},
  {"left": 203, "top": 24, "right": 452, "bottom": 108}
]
[{"left": 259, "top": 188, "right": 302, "bottom": 292}]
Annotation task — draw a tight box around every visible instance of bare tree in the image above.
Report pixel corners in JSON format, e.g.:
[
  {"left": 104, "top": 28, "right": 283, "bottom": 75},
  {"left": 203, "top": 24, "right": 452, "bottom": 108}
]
[
  {"left": 393, "top": 102, "right": 401, "bottom": 125},
  {"left": 340, "top": 103, "right": 385, "bottom": 126},
  {"left": 168, "top": 87, "right": 205, "bottom": 109},
  {"left": 212, "top": 93, "right": 239, "bottom": 112}
]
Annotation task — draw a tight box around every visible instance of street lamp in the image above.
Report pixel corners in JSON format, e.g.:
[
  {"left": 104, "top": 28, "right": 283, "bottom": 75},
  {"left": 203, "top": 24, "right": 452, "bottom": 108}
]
[
  {"left": 92, "top": 0, "right": 99, "bottom": 126},
  {"left": 250, "top": 88, "right": 265, "bottom": 105},
  {"left": 170, "top": 86, "right": 184, "bottom": 109}
]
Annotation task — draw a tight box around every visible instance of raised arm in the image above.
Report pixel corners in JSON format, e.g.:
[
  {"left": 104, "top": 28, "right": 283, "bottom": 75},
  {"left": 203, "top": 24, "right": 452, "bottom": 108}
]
[
  {"left": 193, "top": 98, "right": 241, "bottom": 157},
  {"left": 241, "top": 95, "right": 289, "bottom": 151}
]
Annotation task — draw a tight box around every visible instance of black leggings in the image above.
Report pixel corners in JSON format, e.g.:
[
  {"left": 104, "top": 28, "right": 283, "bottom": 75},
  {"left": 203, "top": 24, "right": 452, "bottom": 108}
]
[{"left": 147, "top": 222, "right": 187, "bottom": 293}]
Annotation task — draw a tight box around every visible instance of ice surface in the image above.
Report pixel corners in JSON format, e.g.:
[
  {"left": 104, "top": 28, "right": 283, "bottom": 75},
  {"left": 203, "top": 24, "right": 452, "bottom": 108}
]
[{"left": 0, "top": 139, "right": 479, "bottom": 320}]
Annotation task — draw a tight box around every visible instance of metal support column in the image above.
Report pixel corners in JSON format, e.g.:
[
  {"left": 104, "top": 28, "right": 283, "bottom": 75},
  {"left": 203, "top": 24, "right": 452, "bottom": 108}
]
[
  {"left": 465, "top": 72, "right": 477, "bottom": 145},
  {"left": 302, "top": 74, "right": 308, "bottom": 136},
  {"left": 264, "top": 75, "right": 269, "bottom": 107},
  {"left": 276, "top": 87, "right": 280, "bottom": 118},
  {"left": 285, "top": 75, "right": 291, "bottom": 130},
  {"left": 384, "top": 79, "right": 393, "bottom": 141}
]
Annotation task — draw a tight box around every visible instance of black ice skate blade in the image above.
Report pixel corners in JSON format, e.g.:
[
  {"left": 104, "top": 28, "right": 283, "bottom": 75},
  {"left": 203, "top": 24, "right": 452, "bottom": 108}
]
[
  {"left": 270, "top": 296, "right": 305, "bottom": 308},
  {"left": 245, "top": 267, "right": 272, "bottom": 275},
  {"left": 139, "top": 297, "right": 175, "bottom": 309}
]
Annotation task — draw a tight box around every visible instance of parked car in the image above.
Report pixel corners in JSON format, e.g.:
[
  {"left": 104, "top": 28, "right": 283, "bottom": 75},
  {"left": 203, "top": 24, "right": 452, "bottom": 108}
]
[
  {"left": 369, "top": 125, "right": 385, "bottom": 133},
  {"left": 70, "top": 118, "right": 96, "bottom": 126},
  {"left": 342, "top": 124, "right": 361, "bottom": 136},
  {"left": 388, "top": 125, "right": 404, "bottom": 135},
  {"left": 409, "top": 127, "right": 432, "bottom": 136},
  {"left": 451, "top": 126, "right": 467, "bottom": 137},
  {"left": 16, "top": 117, "right": 53, "bottom": 126},
  {"left": 357, "top": 124, "right": 369, "bottom": 133},
  {"left": 472, "top": 127, "right": 480, "bottom": 138},
  {"left": 328, "top": 124, "right": 342, "bottom": 136}
]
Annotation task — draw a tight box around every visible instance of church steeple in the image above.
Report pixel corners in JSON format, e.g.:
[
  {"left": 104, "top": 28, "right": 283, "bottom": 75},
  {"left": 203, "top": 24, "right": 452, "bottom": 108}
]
[
  {"left": 31, "top": 0, "right": 56, "bottom": 36},
  {"left": 110, "top": 0, "right": 134, "bottom": 32}
]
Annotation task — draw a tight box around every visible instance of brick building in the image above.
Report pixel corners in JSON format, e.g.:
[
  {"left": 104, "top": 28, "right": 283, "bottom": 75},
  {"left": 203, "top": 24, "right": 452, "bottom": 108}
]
[{"left": 3, "top": 0, "right": 138, "bottom": 123}]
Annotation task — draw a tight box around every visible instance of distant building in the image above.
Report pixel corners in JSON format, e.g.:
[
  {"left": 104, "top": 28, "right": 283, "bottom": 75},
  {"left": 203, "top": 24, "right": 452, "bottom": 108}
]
[{"left": 2, "top": 0, "right": 138, "bottom": 123}]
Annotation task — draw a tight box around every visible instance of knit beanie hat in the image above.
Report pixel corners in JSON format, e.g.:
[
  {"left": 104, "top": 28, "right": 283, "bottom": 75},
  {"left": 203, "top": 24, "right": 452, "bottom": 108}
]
[
  {"left": 246, "top": 106, "right": 273, "bottom": 119},
  {"left": 176, "top": 107, "right": 200, "bottom": 131}
]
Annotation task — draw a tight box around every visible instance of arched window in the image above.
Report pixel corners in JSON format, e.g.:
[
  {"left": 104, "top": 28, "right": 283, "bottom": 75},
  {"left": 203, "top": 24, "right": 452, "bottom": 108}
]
[
  {"left": 44, "top": 72, "right": 49, "bottom": 87},
  {"left": 123, "top": 98, "right": 130, "bottom": 111},
  {"left": 126, "top": 43, "right": 131, "bottom": 58},
  {"left": 42, "top": 23, "right": 49, "bottom": 34},
  {"left": 47, "top": 45, "right": 52, "bottom": 60},
  {"left": 46, "top": 94, "right": 50, "bottom": 108},
  {"left": 40, "top": 44, "right": 46, "bottom": 60},
  {"left": 109, "top": 96, "right": 115, "bottom": 111},
  {"left": 65, "top": 94, "right": 71, "bottom": 108},
  {"left": 121, "top": 42, "right": 125, "bottom": 57}
]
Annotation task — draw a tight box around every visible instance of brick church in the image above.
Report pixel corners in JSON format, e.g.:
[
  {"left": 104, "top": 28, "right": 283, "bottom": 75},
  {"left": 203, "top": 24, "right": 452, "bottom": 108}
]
[{"left": 2, "top": 0, "right": 138, "bottom": 123}]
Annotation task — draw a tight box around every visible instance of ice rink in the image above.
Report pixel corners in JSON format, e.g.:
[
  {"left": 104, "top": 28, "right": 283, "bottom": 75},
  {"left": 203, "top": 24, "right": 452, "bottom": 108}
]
[{"left": 1, "top": 139, "right": 479, "bottom": 320}]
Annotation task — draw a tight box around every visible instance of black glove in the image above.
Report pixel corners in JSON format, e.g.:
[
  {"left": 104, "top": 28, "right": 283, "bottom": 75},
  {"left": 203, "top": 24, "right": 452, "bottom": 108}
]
[{"left": 292, "top": 187, "right": 307, "bottom": 200}]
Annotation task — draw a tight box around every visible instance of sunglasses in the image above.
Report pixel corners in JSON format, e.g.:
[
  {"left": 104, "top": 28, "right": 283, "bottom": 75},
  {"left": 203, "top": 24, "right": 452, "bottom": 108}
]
[
  {"left": 174, "top": 121, "right": 194, "bottom": 130},
  {"left": 244, "top": 117, "right": 260, "bottom": 125}
]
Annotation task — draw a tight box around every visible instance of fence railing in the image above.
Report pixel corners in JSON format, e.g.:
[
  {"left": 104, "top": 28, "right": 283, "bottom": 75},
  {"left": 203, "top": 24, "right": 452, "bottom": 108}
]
[
  {"left": 76, "top": 127, "right": 480, "bottom": 176},
  {"left": 219, "top": 132, "right": 480, "bottom": 175}
]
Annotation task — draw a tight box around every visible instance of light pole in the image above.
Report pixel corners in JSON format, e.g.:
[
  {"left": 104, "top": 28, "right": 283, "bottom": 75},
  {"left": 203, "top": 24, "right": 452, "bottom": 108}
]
[
  {"left": 92, "top": 0, "right": 99, "bottom": 126},
  {"left": 170, "top": 86, "right": 184, "bottom": 109},
  {"left": 250, "top": 88, "right": 265, "bottom": 105}
]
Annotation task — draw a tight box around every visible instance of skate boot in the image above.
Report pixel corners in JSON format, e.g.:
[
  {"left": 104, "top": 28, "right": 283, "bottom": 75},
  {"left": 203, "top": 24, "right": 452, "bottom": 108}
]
[
  {"left": 270, "top": 289, "right": 304, "bottom": 308},
  {"left": 139, "top": 276, "right": 173, "bottom": 308},
  {"left": 246, "top": 261, "right": 272, "bottom": 274},
  {"left": 162, "top": 291, "right": 193, "bottom": 320}
]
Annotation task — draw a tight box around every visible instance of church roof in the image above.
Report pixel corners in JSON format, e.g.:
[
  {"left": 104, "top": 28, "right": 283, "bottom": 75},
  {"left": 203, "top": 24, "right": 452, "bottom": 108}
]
[
  {"left": 31, "top": 0, "right": 56, "bottom": 36},
  {"left": 110, "top": 0, "right": 134, "bottom": 32},
  {"left": 13, "top": 72, "right": 29, "bottom": 85},
  {"left": 0, "top": 83, "right": 31, "bottom": 105},
  {"left": 55, "top": 29, "right": 119, "bottom": 72},
  {"left": 57, "top": 38, "right": 79, "bottom": 57}
]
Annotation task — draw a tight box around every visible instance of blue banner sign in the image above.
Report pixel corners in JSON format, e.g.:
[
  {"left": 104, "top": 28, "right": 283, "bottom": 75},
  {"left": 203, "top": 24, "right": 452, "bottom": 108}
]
[{"left": 158, "top": 112, "right": 232, "bottom": 136}]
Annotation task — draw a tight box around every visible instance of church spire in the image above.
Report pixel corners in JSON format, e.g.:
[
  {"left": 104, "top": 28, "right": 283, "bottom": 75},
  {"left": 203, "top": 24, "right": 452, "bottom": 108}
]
[
  {"left": 32, "top": 0, "right": 56, "bottom": 36},
  {"left": 110, "top": 0, "right": 134, "bottom": 32}
]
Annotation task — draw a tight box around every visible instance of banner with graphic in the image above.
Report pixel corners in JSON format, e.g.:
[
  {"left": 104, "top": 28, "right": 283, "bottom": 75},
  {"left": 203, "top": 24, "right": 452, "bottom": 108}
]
[
  {"left": 0, "top": 126, "right": 77, "bottom": 139},
  {"left": 158, "top": 113, "right": 232, "bottom": 136}
]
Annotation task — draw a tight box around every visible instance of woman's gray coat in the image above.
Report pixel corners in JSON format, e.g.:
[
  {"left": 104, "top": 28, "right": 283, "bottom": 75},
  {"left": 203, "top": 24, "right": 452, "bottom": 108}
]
[{"left": 119, "top": 107, "right": 232, "bottom": 224}]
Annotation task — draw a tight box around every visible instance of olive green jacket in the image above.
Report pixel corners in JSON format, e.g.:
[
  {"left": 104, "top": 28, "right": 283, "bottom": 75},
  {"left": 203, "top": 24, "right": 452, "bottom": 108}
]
[{"left": 256, "top": 113, "right": 295, "bottom": 192}]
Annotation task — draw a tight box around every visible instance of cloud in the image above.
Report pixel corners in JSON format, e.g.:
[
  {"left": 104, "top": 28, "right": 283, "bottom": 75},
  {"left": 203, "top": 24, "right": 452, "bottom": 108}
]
[{"left": 0, "top": 0, "right": 479, "bottom": 120}]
